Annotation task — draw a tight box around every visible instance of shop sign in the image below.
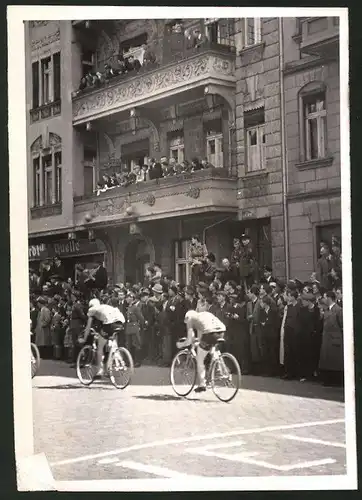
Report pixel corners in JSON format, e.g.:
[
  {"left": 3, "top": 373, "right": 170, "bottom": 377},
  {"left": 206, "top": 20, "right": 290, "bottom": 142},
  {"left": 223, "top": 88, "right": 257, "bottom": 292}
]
[
  {"left": 28, "top": 243, "right": 48, "bottom": 260},
  {"left": 29, "top": 239, "right": 106, "bottom": 260}
]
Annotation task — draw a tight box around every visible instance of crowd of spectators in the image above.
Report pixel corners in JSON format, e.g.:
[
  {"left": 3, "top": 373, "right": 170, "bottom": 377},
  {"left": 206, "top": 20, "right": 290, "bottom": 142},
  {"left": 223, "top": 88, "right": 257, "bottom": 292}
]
[
  {"left": 95, "top": 157, "right": 215, "bottom": 196},
  {"left": 75, "top": 21, "right": 217, "bottom": 96},
  {"left": 29, "top": 233, "right": 343, "bottom": 387}
]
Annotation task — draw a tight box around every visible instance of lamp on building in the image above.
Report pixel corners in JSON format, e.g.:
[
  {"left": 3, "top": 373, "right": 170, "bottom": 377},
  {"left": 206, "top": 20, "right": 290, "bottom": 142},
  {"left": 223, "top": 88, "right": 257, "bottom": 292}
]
[
  {"left": 86, "top": 122, "right": 92, "bottom": 132},
  {"left": 68, "top": 231, "right": 76, "bottom": 241},
  {"left": 204, "top": 86, "right": 215, "bottom": 112},
  {"left": 130, "top": 108, "right": 139, "bottom": 135}
]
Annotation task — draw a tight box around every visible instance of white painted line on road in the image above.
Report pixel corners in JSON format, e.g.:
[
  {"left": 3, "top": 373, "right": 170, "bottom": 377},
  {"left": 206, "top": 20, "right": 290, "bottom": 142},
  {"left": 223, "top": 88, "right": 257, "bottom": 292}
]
[
  {"left": 280, "top": 435, "right": 346, "bottom": 448},
  {"left": 187, "top": 449, "right": 336, "bottom": 472},
  {"left": 187, "top": 440, "right": 246, "bottom": 451},
  {"left": 98, "top": 457, "right": 120, "bottom": 465},
  {"left": 115, "top": 460, "right": 201, "bottom": 478},
  {"left": 50, "top": 418, "right": 344, "bottom": 467}
]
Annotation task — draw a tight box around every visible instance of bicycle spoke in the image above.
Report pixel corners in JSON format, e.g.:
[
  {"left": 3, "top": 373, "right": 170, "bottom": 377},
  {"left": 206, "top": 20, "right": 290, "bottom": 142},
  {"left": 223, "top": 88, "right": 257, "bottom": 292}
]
[{"left": 211, "top": 353, "right": 241, "bottom": 403}]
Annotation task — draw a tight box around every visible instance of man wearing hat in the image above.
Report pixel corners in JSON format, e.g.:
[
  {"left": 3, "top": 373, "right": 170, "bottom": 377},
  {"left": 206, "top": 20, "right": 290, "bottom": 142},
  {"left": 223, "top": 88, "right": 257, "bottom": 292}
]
[
  {"left": 139, "top": 289, "right": 157, "bottom": 363},
  {"left": 125, "top": 291, "right": 145, "bottom": 367},
  {"left": 239, "top": 234, "right": 258, "bottom": 291},
  {"left": 298, "top": 292, "right": 320, "bottom": 381},
  {"left": 260, "top": 295, "right": 280, "bottom": 376},
  {"left": 165, "top": 284, "right": 185, "bottom": 361},
  {"left": 227, "top": 291, "right": 250, "bottom": 372},
  {"left": 35, "top": 296, "right": 52, "bottom": 359},
  {"left": 260, "top": 265, "right": 276, "bottom": 285}
]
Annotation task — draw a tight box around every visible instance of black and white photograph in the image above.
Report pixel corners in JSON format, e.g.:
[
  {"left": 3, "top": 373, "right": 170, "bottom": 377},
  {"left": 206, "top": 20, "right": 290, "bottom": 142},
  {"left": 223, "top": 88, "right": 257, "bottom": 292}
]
[{"left": 8, "top": 6, "right": 356, "bottom": 491}]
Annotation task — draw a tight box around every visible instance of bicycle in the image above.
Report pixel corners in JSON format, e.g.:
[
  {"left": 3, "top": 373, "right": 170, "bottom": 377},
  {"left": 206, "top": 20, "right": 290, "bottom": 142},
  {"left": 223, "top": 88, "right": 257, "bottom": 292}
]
[
  {"left": 31, "top": 339, "right": 40, "bottom": 379},
  {"left": 170, "top": 336, "right": 241, "bottom": 402},
  {"left": 76, "top": 327, "right": 134, "bottom": 389}
]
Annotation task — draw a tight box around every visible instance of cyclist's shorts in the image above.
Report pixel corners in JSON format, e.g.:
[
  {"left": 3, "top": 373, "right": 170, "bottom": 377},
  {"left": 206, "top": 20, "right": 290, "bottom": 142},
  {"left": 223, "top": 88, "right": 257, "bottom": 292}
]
[
  {"left": 102, "top": 321, "right": 124, "bottom": 339},
  {"left": 199, "top": 331, "right": 225, "bottom": 351}
]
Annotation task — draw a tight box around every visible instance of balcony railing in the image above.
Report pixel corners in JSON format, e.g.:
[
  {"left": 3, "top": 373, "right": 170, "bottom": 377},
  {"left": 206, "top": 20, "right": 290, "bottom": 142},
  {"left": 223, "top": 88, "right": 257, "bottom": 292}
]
[
  {"left": 30, "top": 100, "right": 61, "bottom": 123},
  {"left": 299, "top": 17, "right": 339, "bottom": 58},
  {"left": 73, "top": 167, "right": 237, "bottom": 226},
  {"left": 72, "top": 42, "right": 235, "bottom": 124}
]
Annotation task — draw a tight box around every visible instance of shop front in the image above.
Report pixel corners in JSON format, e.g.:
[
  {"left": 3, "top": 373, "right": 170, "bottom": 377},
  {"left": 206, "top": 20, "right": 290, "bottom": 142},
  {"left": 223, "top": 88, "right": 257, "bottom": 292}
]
[{"left": 28, "top": 238, "right": 108, "bottom": 281}]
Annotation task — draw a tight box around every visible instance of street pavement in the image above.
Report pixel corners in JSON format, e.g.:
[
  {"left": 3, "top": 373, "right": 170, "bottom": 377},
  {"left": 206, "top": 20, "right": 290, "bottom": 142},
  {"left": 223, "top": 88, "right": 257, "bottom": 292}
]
[{"left": 33, "top": 360, "right": 346, "bottom": 482}]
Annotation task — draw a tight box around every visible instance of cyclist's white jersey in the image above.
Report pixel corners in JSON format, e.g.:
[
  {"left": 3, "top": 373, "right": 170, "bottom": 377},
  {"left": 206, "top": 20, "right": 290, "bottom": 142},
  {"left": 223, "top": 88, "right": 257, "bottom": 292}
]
[
  {"left": 187, "top": 311, "right": 226, "bottom": 337},
  {"left": 88, "top": 304, "right": 125, "bottom": 325}
]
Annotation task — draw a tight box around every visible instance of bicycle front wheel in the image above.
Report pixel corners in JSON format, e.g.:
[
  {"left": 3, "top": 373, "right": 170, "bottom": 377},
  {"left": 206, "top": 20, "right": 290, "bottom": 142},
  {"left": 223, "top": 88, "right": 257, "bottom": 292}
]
[
  {"left": 31, "top": 343, "right": 40, "bottom": 378},
  {"left": 210, "top": 352, "right": 241, "bottom": 403},
  {"left": 170, "top": 350, "right": 197, "bottom": 397},
  {"left": 76, "top": 345, "right": 97, "bottom": 386},
  {"left": 109, "top": 347, "right": 134, "bottom": 389}
]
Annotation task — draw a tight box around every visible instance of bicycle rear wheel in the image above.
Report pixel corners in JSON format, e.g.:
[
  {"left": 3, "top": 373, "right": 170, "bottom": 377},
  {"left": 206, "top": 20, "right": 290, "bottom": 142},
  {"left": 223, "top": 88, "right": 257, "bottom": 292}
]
[
  {"left": 109, "top": 347, "right": 134, "bottom": 389},
  {"left": 170, "top": 350, "right": 197, "bottom": 397},
  {"left": 31, "top": 343, "right": 40, "bottom": 378},
  {"left": 210, "top": 352, "right": 241, "bottom": 402},
  {"left": 76, "top": 345, "right": 97, "bottom": 386}
]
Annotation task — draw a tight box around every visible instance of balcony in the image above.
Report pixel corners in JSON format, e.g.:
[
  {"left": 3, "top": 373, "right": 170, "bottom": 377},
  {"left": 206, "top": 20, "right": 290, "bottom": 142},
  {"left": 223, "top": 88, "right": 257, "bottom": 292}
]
[
  {"left": 299, "top": 17, "right": 339, "bottom": 59},
  {"left": 72, "top": 42, "right": 236, "bottom": 125},
  {"left": 30, "top": 100, "right": 61, "bottom": 123},
  {"left": 73, "top": 168, "right": 237, "bottom": 227}
]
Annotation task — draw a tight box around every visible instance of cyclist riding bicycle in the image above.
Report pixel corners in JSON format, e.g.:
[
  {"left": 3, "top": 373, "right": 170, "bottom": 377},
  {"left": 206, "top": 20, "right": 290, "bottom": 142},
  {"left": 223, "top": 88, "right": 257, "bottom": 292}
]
[
  {"left": 178, "top": 310, "right": 226, "bottom": 393},
  {"left": 79, "top": 298, "right": 125, "bottom": 377}
]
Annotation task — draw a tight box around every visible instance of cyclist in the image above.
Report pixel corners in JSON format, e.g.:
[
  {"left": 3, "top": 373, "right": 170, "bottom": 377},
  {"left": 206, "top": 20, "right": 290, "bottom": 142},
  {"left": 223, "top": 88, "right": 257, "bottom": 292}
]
[
  {"left": 178, "top": 310, "right": 226, "bottom": 392},
  {"left": 79, "top": 298, "right": 125, "bottom": 377}
]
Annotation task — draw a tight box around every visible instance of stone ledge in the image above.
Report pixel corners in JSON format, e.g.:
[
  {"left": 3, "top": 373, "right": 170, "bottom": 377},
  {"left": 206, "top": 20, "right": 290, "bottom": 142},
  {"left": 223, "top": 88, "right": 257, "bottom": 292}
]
[
  {"left": 242, "top": 170, "right": 269, "bottom": 180},
  {"left": 295, "top": 156, "right": 334, "bottom": 170},
  {"left": 238, "top": 42, "right": 266, "bottom": 65},
  {"left": 30, "top": 203, "right": 62, "bottom": 219},
  {"left": 287, "top": 187, "right": 340, "bottom": 202}
]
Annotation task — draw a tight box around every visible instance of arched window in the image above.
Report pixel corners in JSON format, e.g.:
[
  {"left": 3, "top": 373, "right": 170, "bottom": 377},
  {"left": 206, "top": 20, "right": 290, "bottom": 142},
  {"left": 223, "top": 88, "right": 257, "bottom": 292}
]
[
  {"left": 31, "top": 133, "right": 62, "bottom": 207},
  {"left": 298, "top": 81, "right": 328, "bottom": 162}
]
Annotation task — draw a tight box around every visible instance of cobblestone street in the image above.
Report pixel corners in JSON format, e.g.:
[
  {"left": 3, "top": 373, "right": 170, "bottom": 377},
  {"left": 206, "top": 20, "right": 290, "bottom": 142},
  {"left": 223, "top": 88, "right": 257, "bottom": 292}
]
[{"left": 33, "top": 360, "right": 346, "bottom": 482}]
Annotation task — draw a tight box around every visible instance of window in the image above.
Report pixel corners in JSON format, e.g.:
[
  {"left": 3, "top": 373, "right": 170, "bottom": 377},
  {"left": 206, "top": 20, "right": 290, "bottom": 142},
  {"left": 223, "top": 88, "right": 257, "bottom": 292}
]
[
  {"left": 55, "top": 151, "right": 62, "bottom": 203},
  {"left": 41, "top": 57, "right": 51, "bottom": 105},
  {"left": 245, "top": 108, "right": 266, "bottom": 172},
  {"left": 53, "top": 52, "right": 61, "bottom": 101},
  {"left": 175, "top": 240, "right": 192, "bottom": 286},
  {"left": 206, "top": 133, "right": 223, "bottom": 168},
  {"left": 235, "top": 18, "right": 262, "bottom": 50},
  {"left": 204, "top": 18, "right": 235, "bottom": 47},
  {"left": 33, "top": 157, "right": 40, "bottom": 206},
  {"left": 84, "top": 147, "right": 97, "bottom": 195},
  {"left": 169, "top": 136, "right": 184, "bottom": 164},
  {"left": 303, "top": 92, "right": 327, "bottom": 161},
  {"left": 32, "top": 52, "right": 61, "bottom": 108},
  {"left": 32, "top": 61, "right": 39, "bottom": 109},
  {"left": 81, "top": 49, "right": 94, "bottom": 78},
  {"left": 31, "top": 134, "right": 62, "bottom": 207}
]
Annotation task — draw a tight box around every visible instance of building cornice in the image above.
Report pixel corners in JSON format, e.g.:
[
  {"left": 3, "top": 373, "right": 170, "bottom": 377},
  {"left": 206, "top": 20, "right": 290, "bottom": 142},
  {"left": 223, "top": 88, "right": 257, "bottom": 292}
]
[{"left": 287, "top": 187, "right": 340, "bottom": 202}]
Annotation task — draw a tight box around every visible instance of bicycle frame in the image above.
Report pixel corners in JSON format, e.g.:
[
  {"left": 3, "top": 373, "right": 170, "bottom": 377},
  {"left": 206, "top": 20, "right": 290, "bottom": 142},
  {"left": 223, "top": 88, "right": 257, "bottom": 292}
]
[{"left": 90, "top": 328, "right": 119, "bottom": 373}]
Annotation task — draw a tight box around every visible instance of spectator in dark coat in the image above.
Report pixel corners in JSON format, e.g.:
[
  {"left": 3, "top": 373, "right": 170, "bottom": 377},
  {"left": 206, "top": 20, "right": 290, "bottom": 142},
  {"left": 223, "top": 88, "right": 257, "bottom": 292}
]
[
  {"left": 319, "top": 291, "right": 344, "bottom": 387},
  {"left": 298, "top": 293, "right": 321, "bottom": 381},
  {"left": 316, "top": 243, "right": 333, "bottom": 290},
  {"left": 227, "top": 292, "right": 250, "bottom": 374},
  {"left": 260, "top": 295, "right": 280, "bottom": 376},
  {"left": 69, "top": 293, "right": 87, "bottom": 367},
  {"left": 282, "top": 290, "right": 302, "bottom": 380},
  {"left": 139, "top": 290, "right": 157, "bottom": 362},
  {"left": 148, "top": 158, "right": 163, "bottom": 180},
  {"left": 247, "top": 285, "right": 263, "bottom": 374}
]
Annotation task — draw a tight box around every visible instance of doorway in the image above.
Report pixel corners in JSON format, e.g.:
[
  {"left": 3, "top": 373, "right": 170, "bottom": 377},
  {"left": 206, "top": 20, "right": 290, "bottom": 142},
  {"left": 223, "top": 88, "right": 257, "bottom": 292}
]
[{"left": 124, "top": 237, "right": 153, "bottom": 284}]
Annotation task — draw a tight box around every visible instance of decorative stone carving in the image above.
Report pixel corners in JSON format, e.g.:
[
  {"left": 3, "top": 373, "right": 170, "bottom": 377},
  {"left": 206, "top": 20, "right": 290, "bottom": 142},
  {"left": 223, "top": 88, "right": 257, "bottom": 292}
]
[
  {"left": 49, "top": 132, "right": 62, "bottom": 147},
  {"left": 143, "top": 194, "right": 156, "bottom": 206},
  {"left": 31, "top": 136, "right": 43, "bottom": 153},
  {"left": 185, "top": 187, "right": 201, "bottom": 199},
  {"left": 73, "top": 53, "right": 235, "bottom": 121},
  {"left": 31, "top": 29, "right": 60, "bottom": 51},
  {"left": 93, "top": 198, "right": 126, "bottom": 216},
  {"left": 29, "top": 21, "right": 49, "bottom": 28}
]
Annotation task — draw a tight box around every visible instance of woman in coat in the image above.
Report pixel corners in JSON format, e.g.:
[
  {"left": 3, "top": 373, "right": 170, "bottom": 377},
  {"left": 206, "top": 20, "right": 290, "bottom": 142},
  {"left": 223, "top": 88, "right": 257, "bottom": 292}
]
[{"left": 35, "top": 297, "right": 52, "bottom": 359}]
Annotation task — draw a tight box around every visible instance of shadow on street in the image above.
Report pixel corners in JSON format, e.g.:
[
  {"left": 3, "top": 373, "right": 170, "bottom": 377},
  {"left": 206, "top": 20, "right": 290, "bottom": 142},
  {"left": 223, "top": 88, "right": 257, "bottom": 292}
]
[
  {"left": 34, "top": 360, "right": 344, "bottom": 403},
  {"left": 133, "top": 394, "right": 217, "bottom": 403}
]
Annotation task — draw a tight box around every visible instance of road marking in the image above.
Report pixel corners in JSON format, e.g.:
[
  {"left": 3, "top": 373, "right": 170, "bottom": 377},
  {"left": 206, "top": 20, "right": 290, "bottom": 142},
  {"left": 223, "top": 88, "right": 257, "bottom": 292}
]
[
  {"left": 187, "top": 440, "right": 246, "bottom": 451},
  {"left": 50, "top": 418, "right": 344, "bottom": 467},
  {"left": 280, "top": 435, "right": 346, "bottom": 448},
  {"left": 116, "top": 460, "right": 201, "bottom": 478},
  {"left": 187, "top": 449, "right": 336, "bottom": 472},
  {"left": 98, "top": 457, "right": 120, "bottom": 465}
]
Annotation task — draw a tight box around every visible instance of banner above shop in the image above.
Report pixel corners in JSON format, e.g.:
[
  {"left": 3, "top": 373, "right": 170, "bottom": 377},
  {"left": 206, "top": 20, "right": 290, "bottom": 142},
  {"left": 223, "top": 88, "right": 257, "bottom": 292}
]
[{"left": 28, "top": 238, "right": 106, "bottom": 261}]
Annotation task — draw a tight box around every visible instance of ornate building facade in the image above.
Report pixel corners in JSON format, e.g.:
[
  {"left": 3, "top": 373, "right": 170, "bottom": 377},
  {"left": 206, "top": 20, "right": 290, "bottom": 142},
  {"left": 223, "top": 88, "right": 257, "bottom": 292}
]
[{"left": 25, "top": 17, "right": 340, "bottom": 283}]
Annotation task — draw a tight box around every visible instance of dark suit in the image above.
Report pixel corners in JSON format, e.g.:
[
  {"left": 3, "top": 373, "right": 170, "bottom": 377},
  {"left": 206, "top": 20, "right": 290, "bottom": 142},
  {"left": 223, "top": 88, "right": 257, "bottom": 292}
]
[
  {"left": 140, "top": 301, "right": 157, "bottom": 361},
  {"left": 283, "top": 302, "right": 302, "bottom": 378},
  {"left": 260, "top": 306, "right": 280, "bottom": 375},
  {"left": 228, "top": 301, "right": 250, "bottom": 373},
  {"left": 247, "top": 298, "right": 263, "bottom": 368},
  {"left": 319, "top": 303, "right": 343, "bottom": 378},
  {"left": 149, "top": 163, "right": 163, "bottom": 180}
]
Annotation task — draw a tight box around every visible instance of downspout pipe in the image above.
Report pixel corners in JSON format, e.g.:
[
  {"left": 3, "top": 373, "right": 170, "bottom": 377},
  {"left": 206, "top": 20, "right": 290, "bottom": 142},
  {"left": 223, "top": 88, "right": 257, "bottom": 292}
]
[{"left": 279, "top": 18, "right": 290, "bottom": 281}]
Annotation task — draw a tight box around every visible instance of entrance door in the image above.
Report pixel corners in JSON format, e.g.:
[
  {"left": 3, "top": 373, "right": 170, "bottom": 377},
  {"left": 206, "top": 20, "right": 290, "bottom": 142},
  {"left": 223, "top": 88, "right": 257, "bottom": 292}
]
[{"left": 124, "top": 238, "right": 151, "bottom": 284}]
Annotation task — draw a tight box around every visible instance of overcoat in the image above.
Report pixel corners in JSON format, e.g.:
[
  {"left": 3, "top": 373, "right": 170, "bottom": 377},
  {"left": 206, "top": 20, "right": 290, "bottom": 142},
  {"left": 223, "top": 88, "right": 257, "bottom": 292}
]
[{"left": 319, "top": 303, "right": 344, "bottom": 371}]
